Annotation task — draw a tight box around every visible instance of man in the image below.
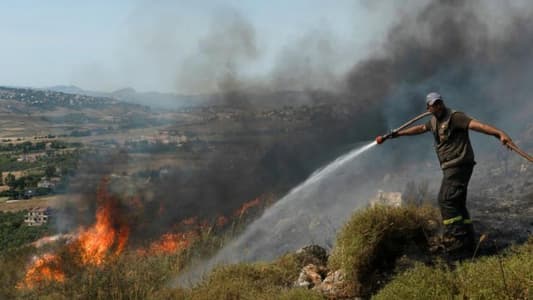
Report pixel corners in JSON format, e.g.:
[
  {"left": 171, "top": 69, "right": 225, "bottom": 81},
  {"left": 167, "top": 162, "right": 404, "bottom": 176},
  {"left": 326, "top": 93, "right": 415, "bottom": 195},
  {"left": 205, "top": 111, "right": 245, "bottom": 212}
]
[{"left": 389, "top": 92, "right": 512, "bottom": 254}]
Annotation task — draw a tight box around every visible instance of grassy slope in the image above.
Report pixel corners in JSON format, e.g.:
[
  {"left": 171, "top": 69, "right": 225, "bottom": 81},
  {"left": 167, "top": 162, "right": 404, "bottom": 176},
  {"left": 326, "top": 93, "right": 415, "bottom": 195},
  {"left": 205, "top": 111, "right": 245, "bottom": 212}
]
[
  {"left": 5, "top": 205, "right": 532, "bottom": 299},
  {"left": 374, "top": 239, "right": 533, "bottom": 300},
  {"left": 175, "top": 205, "right": 531, "bottom": 299}
]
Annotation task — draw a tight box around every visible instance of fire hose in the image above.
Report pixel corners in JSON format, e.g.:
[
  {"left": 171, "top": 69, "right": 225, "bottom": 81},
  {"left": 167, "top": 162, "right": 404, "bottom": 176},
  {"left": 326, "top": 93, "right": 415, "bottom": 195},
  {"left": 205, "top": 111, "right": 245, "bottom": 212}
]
[
  {"left": 375, "top": 111, "right": 533, "bottom": 163},
  {"left": 375, "top": 111, "right": 432, "bottom": 144},
  {"left": 506, "top": 142, "right": 533, "bottom": 162}
]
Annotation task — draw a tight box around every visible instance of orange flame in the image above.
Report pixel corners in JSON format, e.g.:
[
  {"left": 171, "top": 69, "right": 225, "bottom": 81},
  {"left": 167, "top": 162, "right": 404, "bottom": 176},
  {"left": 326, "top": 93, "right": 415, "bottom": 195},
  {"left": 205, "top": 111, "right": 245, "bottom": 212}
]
[
  {"left": 144, "top": 231, "right": 198, "bottom": 255},
  {"left": 74, "top": 179, "right": 130, "bottom": 266},
  {"left": 18, "top": 253, "right": 65, "bottom": 289},
  {"left": 234, "top": 197, "right": 261, "bottom": 217},
  {"left": 181, "top": 217, "right": 197, "bottom": 226},
  {"left": 216, "top": 215, "right": 229, "bottom": 227}
]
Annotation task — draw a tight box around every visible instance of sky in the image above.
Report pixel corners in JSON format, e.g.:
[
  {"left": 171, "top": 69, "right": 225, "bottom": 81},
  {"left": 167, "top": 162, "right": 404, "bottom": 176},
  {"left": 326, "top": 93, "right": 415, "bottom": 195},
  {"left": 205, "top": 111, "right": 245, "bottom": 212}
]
[{"left": 0, "top": 0, "right": 398, "bottom": 93}]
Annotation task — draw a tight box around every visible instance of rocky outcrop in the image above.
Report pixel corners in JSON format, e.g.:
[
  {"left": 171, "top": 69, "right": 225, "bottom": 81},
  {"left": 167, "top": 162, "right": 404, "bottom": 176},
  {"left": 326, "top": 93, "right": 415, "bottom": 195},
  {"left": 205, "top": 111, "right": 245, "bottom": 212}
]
[
  {"left": 293, "top": 245, "right": 354, "bottom": 299},
  {"left": 294, "top": 264, "right": 327, "bottom": 288}
]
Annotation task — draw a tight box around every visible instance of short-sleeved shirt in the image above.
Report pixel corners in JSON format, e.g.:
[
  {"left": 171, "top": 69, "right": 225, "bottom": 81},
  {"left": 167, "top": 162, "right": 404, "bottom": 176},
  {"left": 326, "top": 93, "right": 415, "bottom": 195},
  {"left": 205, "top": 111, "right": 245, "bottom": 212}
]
[
  {"left": 424, "top": 112, "right": 472, "bottom": 137},
  {"left": 425, "top": 109, "right": 475, "bottom": 169}
]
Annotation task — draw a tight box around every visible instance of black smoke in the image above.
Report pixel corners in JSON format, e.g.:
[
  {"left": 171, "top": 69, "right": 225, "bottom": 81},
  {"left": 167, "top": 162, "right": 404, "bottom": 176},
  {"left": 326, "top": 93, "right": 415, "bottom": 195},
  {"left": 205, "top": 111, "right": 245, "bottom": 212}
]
[{"left": 66, "top": 0, "right": 533, "bottom": 246}]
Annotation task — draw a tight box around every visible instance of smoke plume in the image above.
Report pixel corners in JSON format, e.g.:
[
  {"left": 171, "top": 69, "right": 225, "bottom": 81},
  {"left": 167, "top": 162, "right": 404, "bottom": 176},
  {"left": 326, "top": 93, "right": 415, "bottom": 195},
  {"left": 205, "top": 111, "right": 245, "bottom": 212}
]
[
  {"left": 62, "top": 0, "right": 533, "bottom": 278},
  {"left": 173, "top": 0, "right": 533, "bottom": 283}
]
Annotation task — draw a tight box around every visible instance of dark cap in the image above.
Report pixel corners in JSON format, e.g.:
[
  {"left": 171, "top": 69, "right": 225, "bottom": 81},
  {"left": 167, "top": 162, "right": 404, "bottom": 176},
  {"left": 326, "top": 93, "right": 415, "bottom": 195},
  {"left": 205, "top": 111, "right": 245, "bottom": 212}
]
[{"left": 426, "top": 92, "right": 442, "bottom": 105}]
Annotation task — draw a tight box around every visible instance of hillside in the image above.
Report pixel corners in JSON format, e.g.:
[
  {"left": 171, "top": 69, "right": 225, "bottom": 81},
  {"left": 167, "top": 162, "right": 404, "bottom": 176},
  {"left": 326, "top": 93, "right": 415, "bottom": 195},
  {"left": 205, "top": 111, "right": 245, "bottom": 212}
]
[{"left": 0, "top": 86, "right": 530, "bottom": 299}]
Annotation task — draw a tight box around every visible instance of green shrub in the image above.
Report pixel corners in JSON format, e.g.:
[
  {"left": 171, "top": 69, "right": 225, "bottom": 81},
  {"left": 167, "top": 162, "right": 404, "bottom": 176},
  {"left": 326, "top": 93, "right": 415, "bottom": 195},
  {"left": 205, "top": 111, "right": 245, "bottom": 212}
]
[
  {"left": 328, "top": 205, "right": 440, "bottom": 297},
  {"left": 374, "top": 239, "right": 533, "bottom": 300},
  {"left": 278, "top": 288, "right": 325, "bottom": 300},
  {"left": 0, "top": 211, "right": 52, "bottom": 251},
  {"left": 180, "top": 252, "right": 308, "bottom": 300}
]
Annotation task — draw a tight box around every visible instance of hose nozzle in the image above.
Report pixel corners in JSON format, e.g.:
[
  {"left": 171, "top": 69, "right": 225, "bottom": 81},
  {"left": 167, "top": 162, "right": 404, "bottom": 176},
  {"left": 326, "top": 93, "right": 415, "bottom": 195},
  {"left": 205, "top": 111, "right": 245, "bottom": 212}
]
[
  {"left": 375, "top": 131, "right": 395, "bottom": 145},
  {"left": 375, "top": 111, "right": 432, "bottom": 146}
]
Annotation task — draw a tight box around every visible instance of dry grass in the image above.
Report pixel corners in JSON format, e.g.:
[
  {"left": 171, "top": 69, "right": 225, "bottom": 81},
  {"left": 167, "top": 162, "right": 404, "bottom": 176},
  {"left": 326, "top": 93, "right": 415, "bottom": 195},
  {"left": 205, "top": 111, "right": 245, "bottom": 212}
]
[
  {"left": 4, "top": 203, "right": 531, "bottom": 299},
  {"left": 374, "top": 238, "right": 533, "bottom": 300},
  {"left": 166, "top": 253, "right": 323, "bottom": 300},
  {"left": 0, "top": 194, "right": 70, "bottom": 212},
  {"left": 328, "top": 205, "right": 440, "bottom": 297}
]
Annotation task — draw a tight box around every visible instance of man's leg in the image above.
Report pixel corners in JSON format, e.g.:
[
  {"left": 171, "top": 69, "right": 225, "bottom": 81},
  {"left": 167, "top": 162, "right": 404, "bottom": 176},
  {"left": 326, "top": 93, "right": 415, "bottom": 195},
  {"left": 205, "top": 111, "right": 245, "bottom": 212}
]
[
  {"left": 438, "top": 166, "right": 474, "bottom": 253},
  {"left": 457, "top": 166, "right": 475, "bottom": 251}
]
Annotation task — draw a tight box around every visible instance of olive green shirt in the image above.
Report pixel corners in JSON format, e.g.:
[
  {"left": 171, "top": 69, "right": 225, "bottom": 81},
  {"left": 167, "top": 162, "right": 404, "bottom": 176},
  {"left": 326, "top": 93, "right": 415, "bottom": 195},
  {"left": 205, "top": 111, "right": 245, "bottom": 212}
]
[{"left": 425, "top": 109, "right": 475, "bottom": 169}]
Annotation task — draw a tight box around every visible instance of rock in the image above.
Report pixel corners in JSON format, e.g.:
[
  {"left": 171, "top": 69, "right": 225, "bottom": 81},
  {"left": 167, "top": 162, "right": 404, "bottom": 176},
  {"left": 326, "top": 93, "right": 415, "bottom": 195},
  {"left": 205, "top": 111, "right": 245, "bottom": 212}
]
[
  {"left": 294, "top": 264, "right": 326, "bottom": 288},
  {"left": 314, "top": 270, "right": 352, "bottom": 299},
  {"left": 293, "top": 245, "right": 328, "bottom": 289},
  {"left": 294, "top": 244, "right": 328, "bottom": 266}
]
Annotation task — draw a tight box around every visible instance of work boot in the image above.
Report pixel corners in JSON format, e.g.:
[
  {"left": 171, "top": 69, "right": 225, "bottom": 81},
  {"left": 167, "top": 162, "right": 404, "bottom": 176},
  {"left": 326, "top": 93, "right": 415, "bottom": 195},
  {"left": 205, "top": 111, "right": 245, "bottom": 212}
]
[
  {"left": 443, "top": 233, "right": 474, "bottom": 260},
  {"left": 464, "top": 223, "right": 476, "bottom": 252}
]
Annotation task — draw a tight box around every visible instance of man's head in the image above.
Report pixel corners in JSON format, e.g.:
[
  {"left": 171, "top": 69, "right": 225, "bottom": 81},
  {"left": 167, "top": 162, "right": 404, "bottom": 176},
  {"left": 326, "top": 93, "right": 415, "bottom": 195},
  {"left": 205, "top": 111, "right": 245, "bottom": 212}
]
[{"left": 426, "top": 92, "right": 446, "bottom": 119}]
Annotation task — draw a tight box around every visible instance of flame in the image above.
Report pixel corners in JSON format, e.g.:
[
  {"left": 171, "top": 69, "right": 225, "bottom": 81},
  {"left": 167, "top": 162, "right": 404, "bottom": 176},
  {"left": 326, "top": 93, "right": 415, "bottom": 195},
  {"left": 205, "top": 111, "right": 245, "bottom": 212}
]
[
  {"left": 181, "top": 217, "right": 197, "bottom": 226},
  {"left": 74, "top": 179, "right": 130, "bottom": 266},
  {"left": 143, "top": 231, "right": 198, "bottom": 255},
  {"left": 234, "top": 197, "right": 261, "bottom": 218},
  {"left": 216, "top": 215, "right": 229, "bottom": 227},
  {"left": 18, "top": 253, "right": 65, "bottom": 289},
  {"left": 19, "top": 178, "right": 267, "bottom": 290}
]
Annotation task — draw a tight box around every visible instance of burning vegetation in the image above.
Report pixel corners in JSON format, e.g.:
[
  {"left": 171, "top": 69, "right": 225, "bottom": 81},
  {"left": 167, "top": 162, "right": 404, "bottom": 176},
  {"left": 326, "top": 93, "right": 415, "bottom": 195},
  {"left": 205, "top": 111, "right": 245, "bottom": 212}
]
[
  {"left": 18, "top": 253, "right": 65, "bottom": 289},
  {"left": 17, "top": 177, "right": 267, "bottom": 290},
  {"left": 74, "top": 180, "right": 130, "bottom": 266}
]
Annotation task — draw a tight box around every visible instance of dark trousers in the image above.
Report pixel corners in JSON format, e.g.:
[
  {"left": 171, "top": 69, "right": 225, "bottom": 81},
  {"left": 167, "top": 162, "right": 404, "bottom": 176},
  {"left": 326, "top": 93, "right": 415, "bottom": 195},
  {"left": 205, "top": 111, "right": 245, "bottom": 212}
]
[{"left": 438, "top": 165, "right": 475, "bottom": 249}]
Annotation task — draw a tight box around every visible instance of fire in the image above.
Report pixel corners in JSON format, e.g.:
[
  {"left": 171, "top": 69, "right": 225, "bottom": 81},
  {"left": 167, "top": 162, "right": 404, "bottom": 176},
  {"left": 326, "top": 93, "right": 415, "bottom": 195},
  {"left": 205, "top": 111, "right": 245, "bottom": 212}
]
[
  {"left": 147, "top": 231, "right": 198, "bottom": 255},
  {"left": 234, "top": 197, "right": 261, "bottom": 218},
  {"left": 181, "top": 217, "right": 197, "bottom": 226},
  {"left": 216, "top": 215, "right": 229, "bottom": 227},
  {"left": 18, "top": 253, "right": 65, "bottom": 289},
  {"left": 19, "top": 178, "right": 267, "bottom": 290},
  {"left": 74, "top": 179, "right": 130, "bottom": 266}
]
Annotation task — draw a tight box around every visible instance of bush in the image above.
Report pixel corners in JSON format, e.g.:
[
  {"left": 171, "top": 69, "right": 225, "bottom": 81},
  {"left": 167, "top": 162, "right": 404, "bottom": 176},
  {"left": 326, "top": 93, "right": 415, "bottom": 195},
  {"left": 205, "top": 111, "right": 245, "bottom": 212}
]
[
  {"left": 374, "top": 239, "right": 533, "bottom": 300},
  {"left": 180, "top": 252, "right": 320, "bottom": 300},
  {"left": 17, "top": 250, "right": 189, "bottom": 300},
  {"left": 328, "top": 205, "right": 440, "bottom": 297}
]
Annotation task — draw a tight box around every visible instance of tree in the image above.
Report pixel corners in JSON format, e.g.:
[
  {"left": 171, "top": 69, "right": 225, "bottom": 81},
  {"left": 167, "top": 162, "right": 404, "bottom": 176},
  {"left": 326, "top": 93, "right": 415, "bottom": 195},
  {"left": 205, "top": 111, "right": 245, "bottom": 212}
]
[
  {"left": 45, "top": 165, "right": 56, "bottom": 178},
  {"left": 4, "top": 173, "right": 16, "bottom": 190}
]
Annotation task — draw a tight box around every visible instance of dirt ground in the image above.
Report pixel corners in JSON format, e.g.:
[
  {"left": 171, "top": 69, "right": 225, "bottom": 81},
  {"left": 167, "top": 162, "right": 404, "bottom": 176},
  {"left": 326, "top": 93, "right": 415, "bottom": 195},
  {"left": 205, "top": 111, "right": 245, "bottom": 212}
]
[{"left": 0, "top": 194, "right": 74, "bottom": 212}]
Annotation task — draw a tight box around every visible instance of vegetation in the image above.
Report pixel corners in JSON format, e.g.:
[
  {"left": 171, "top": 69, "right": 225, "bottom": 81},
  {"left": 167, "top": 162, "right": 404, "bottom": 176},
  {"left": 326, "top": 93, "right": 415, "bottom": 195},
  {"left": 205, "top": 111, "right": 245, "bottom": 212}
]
[
  {"left": 328, "top": 205, "right": 440, "bottom": 297},
  {"left": 0, "top": 204, "right": 530, "bottom": 299},
  {"left": 375, "top": 239, "right": 533, "bottom": 299},
  {"left": 0, "top": 211, "right": 51, "bottom": 252},
  {"left": 0, "top": 140, "right": 82, "bottom": 196}
]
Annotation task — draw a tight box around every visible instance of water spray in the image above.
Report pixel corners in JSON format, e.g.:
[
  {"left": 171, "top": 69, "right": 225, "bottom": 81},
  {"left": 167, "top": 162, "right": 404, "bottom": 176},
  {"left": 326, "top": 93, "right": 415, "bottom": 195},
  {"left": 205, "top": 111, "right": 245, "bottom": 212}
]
[{"left": 375, "top": 111, "right": 432, "bottom": 144}]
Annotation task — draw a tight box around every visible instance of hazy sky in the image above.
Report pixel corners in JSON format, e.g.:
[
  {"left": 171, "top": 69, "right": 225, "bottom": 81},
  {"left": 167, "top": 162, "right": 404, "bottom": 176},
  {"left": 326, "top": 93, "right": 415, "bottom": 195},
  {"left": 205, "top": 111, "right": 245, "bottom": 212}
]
[{"left": 0, "top": 1, "right": 398, "bottom": 93}]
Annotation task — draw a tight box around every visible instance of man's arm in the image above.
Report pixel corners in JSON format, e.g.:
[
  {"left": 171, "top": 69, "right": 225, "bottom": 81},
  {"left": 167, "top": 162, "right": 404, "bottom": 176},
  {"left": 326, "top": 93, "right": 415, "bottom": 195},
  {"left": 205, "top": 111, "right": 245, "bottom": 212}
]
[
  {"left": 468, "top": 119, "right": 512, "bottom": 146},
  {"left": 395, "top": 124, "right": 429, "bottom": 137}
]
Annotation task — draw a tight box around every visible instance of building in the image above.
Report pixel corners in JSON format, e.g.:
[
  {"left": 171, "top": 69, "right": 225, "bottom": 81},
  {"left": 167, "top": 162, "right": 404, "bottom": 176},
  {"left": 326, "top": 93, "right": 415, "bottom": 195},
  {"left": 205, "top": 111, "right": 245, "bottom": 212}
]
[
  {"left": 24, "top": 207, "right": 52, "bottom": 226},
  {"left": 37, "top": 176, "right": 60, "bottom": 189}
]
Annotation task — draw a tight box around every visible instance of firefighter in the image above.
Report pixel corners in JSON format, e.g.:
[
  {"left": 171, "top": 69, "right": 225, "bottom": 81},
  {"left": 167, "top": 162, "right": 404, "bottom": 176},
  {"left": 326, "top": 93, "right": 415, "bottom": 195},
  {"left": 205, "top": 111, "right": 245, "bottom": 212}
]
[{"left": 390, "top": 92, "right": 513, "bottom": 254}]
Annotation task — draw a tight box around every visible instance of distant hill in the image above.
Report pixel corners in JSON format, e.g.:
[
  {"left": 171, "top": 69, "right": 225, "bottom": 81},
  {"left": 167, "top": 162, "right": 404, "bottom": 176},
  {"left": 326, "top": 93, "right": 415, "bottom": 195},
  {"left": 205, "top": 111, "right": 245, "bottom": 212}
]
[
  {"left": 47, "top": 85, "right": 86, "bottom": 95},
  {"left": 44, "top": 85, "right": 346, "bottom": 110},
  {"left": 46, "top": 86, "right": 210, "bottom": 110},
  {"left": 0, "top": 86, "right": 116, "bottom": 109}
]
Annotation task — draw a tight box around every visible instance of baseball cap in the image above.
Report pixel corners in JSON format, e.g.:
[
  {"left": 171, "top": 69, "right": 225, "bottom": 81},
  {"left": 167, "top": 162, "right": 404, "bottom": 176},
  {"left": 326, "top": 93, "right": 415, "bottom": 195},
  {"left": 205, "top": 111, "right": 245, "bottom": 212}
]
[{"left": 426, "top": 92, "right": 442, "bottom": 106}]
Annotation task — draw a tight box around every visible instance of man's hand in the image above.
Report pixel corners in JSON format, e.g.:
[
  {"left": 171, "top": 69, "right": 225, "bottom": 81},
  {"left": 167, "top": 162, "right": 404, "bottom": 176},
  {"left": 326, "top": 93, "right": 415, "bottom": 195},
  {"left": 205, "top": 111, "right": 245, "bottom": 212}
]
[
  {"left": 469, "top": 120, "right": 513, "bottom": 149},
  {"left": 499, "top": 132, "right": 512, "bottom": 148}
]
